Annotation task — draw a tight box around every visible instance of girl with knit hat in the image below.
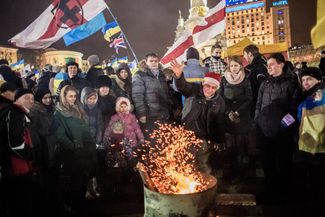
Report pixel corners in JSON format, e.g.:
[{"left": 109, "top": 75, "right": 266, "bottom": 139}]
[{"left": 103, "top": 97, "right": 144, "bottom": 167}]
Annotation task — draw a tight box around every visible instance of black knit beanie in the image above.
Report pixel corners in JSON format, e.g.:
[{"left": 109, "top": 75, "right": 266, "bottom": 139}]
[
  {"left": 14, "top": 88, "right": 33, "bottom": 101},
  {"left": 300, "top": 67, "right": 322, "bottom": 81},
  {"left": 96, "top": 75, "right": 112, "bottom": 89},
  {"left": 35, "top": 88, "right": 51, "bottom": 102}
]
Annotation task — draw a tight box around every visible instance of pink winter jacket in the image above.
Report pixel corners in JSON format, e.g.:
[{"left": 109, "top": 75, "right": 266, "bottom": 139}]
[{"left": 104, "top": 112, "right": 144, "bottom": 147}]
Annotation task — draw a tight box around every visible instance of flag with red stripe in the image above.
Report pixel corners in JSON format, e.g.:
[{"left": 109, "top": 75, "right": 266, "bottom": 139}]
[
  {"left": 109, "top": 34, "right": 126, "bottom": 53},
  {"left": 9, "top": 0, "right": 107, "bottom": 49},
  {"left": 161, "top": 0, "right": 225, "bottom": 67}
]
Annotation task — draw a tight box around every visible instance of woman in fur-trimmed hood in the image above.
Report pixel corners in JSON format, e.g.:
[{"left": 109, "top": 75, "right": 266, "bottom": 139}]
[{"left": 104, "top": 97, "right": 144, "bottom": 148}]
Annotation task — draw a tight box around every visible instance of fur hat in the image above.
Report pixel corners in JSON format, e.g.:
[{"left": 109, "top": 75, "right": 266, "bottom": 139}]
[
  {"left": 34, "top": 88, "right": 51, "bottom": 102},
  {"left": 203, "top": 72, "right": 221, "bottom": 88},
  {"left": 115, "top": 97, "right": 131, "bottom": 113},
  {"left": 96, "top": 75, "right": 112, "bottom": 89},
  {"left": 14, "top": 88, "right": 33, "bottom": 101},
  {"left": 300, "top": 67, "right": 322, "bottom": 81},
  {"left": 65, "top": 61, "right": 79, "bottom": 72}
]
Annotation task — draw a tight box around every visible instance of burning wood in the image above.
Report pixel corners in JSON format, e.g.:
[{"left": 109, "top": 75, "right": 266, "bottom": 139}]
[{"left": 138, "top": 123, "right": 210, "bottom": 194}]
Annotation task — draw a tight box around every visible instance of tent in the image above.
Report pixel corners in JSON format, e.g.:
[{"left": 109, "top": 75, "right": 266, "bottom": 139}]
[{"left": 226, "top": 38, "right": 288, "bottom": 57}]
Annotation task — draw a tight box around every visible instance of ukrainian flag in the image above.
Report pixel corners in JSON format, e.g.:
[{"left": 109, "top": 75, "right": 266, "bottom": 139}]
[
  {"left": 10, "top": 59, "right": 24, "bottom": 70},
  {"left": 102, "top": 21, "right": 121, "bottom": 42},
  {"left": 110, "top": 58, "right": 118, "bottom": 69},
  {"left": 53, "top": 72, "right": 68, "bottom": 94},
  {"left": 118, "top": 56, "right": 128, "bottom": 63},
  {"left": 311, "top": 0, "right": 325, "bottom": 48}
]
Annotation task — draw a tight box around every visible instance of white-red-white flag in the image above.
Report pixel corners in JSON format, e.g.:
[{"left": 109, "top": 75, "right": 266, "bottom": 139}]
[
  {"left": 9, "top": 0, "right": 107, "bottom": 49},
  {"left": 160, "top": 0, "right": 225, "bottom": 67}
]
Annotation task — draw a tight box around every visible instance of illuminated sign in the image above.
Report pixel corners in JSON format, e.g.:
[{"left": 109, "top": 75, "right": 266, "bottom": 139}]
[
  {"left": 226, "top": 0, "right": 259, "bottom": 7},
  {"left": 272, "top": 0, "right": 288, "bottom": 7},
  {"left": 226, "top": 2, "right": 265, "bottom": 13}
]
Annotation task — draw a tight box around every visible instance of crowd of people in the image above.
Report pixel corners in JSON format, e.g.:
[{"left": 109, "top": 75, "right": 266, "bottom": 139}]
[{"left": 0, "top": 45, "right": 325, "bottom": 216}]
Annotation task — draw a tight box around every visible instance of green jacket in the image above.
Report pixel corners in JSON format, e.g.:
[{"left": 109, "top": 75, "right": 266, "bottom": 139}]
[{"left": 54, "top": 110, "right": 95, "bottom": 153}]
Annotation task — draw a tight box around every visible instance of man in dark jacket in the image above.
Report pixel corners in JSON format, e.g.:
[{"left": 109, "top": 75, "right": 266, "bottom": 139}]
[
  {"left": 0, "top": 88, "right": 41, "bottom": 216},
  {"left": 57, "top": 61, "right": 89, "bottom": 94},
  {"left": 171, "top": 60, "right": 225, "bottom": 174},
  {"left": 255, "top": 53, "right": 300, "bottom": 199},
  {"left": 36, "top": 64, "right": 56, "bottom": 91},
  {"left": 0, "top": 82, "right": 16, "bottom": 181},
  {"left": 173, "top": 70, "right": 225, "bottom": 144},
  {"left": 243, "top": 44, "right": 268, "bottom": 112},
  {"left": 132, "top": 53, "right": 173, "bottom": 134},
  {"left": 86, "top": 55, "right": 104, "bottom": 87}
]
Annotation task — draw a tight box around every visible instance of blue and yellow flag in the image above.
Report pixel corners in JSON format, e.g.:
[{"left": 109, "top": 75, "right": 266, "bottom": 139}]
[
  {"left": 311, "top": 0, "right": 325, "bottom": 48},
  {"left": 118, "top": 56, "right": 128, "bottom": 63},
  {"left": 10, "top": 59, "right": 24, "bottom": 69},
  {"left": 102, "top": 21, "right": 121, "bottom": 42},
  {"left": 63, "top": 12, "right": 107, "bottom": 46}
]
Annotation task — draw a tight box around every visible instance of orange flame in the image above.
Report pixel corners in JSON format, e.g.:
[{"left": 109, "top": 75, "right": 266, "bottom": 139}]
[{"left": 140, "top": 123, "right": 209, "bottom": 194}]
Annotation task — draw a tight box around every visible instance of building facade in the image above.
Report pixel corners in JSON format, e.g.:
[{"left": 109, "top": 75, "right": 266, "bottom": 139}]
[
  {"left": 173, "top": 0, "right": 291, "bottom": 59},
  {"left": 225, "top": 0, "right": 291, "bottom": 47},
  {"left": 40, "top": 50, "right": 83, "bottom": 69},
  {"left": 0, "top": 46, "right": 18, "bottom": 64}
]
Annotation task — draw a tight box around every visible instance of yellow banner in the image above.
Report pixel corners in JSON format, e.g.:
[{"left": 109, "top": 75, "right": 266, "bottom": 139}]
[{"left": 311, "top": 0, "right": 325, "bottom": 48}]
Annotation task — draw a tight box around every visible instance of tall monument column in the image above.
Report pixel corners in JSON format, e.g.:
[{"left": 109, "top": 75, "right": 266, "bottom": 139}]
[
  {"left": 186, "top": 0, "right": 209, "bottom": 30},
  {"left": 189, "top": 0, "right": 208, "bottom": 18}
]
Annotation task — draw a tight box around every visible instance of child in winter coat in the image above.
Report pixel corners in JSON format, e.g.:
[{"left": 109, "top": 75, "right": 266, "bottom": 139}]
[
  {"left": 104, "top": 97, "right": 144, "bottom": 167},
  {"left": 80, "top": 87, "right": 104, "bottom": 145}
]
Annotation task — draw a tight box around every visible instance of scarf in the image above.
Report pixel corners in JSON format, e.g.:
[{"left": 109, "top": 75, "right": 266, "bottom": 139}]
[
  {"left": 224, "top": 70, "right": 245, "bottom": 85},
  {"left": 56, "top": 103, "right": 88, "bottom": 123}
]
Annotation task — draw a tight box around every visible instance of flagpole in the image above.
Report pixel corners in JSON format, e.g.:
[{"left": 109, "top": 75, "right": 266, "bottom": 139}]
[{"left": 105, "top": 5, "right": 139, "bottom": 63}]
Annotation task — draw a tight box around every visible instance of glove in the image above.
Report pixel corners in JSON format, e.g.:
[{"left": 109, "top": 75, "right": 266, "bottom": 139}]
[{"left": 228, "top": 111, "right": 240, "bottom": 123}]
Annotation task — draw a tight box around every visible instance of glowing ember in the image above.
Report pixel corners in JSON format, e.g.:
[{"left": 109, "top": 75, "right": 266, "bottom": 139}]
[{"left": 139, "top": 123, "right": 210, "bottom": 194}]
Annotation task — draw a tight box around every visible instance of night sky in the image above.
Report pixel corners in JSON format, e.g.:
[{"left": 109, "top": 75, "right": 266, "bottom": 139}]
[{"left": 0, "top": 0, "right": 316, "bottom": 61}]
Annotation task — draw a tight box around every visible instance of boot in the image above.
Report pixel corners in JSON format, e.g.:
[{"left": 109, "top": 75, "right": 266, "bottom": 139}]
[{"left": 85, "top": 177, "right": 101, "bottom": 199}]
